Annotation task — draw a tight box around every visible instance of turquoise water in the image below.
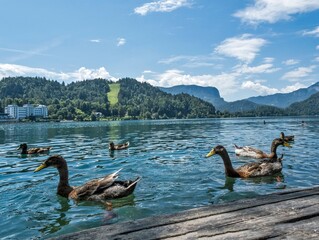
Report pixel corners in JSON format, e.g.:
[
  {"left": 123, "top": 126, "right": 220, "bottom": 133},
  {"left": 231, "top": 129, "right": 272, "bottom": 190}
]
[{"left": 0, "top": 117, "right": 318, "bottom": 239}]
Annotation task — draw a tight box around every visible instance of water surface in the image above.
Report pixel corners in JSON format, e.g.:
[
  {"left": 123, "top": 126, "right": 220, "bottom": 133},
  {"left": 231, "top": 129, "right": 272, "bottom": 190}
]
[{"left": 0, "top": 117, "right": 318, "bottom": 239}]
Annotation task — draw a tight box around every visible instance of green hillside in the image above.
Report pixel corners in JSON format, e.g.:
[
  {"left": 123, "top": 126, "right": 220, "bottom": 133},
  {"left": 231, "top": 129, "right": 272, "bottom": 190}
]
[
  {"left": 107, "top": 83, "right": 120, "bottom": 106},
  {"left": 0, "top": 76, "right": 216, "bottom": 121}
]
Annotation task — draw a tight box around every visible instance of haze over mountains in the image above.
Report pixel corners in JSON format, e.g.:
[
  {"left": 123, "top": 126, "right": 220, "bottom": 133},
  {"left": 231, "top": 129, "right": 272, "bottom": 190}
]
[{"left": 160, "top": 82, "right": 319, "bottom": 113}]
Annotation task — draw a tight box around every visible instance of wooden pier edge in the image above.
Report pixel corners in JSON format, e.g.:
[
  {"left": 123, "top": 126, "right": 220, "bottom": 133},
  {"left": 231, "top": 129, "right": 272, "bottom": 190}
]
[{"left": 52, "top": 186, "right": 319, "bottom": 240}]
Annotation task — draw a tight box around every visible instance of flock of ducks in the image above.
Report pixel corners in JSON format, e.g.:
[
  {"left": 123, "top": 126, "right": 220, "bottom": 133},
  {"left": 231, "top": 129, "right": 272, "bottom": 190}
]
[
  {"left": 21, "top": 132, "right": 293, "bottom": 205},
  {"left": 206, "top": 132, "right": 293, "bottom": 178}
]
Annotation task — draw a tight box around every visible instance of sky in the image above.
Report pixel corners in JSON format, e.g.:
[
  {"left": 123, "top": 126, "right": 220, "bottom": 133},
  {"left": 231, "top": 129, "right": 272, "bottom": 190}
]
[{"left": 0, "top": 0, "right": 319, "bottom": 101}]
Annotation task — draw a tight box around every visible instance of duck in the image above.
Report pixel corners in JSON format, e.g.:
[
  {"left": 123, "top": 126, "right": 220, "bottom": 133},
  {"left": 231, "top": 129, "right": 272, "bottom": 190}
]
[
  {"left": 234, "top": 135, "right": 291, "bottom": 159},
  {"left": 17, "top": 143, "right": 52, "bottom": 155},
  {"left": 109, "top": 141, "right": 130, "bottom": 150},
  {"left": 34, "top": 155, "right": 140, "bottom": 202},
  {"left": 280, "top": 132, "right": 294, "bottom": 142},
  {"left": 206, "top": 145, "right": 284, "bottom": 178}
]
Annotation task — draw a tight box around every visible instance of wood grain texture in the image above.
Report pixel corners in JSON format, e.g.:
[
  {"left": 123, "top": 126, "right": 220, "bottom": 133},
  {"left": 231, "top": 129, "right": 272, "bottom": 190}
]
[{"left": 52, "top": 186, "right": 319, "bottom": 240}]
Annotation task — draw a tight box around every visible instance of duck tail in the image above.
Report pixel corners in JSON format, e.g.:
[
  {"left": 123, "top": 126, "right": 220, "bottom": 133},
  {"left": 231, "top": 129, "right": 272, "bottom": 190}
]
[
  {"left": 127, "top": 177, "right": 141, "bottom": 189},
  {"left": 234, "top": 144, "right": 241, "bottom": 149},
  {"left": 99, "top": 168, "right": 122, "bottom": 182},
  {"left": 126, "top": 141, "right": 130, "bottom": 147},
  {"left": 112, "top": 168, "right": 123, "bottom": 177}
]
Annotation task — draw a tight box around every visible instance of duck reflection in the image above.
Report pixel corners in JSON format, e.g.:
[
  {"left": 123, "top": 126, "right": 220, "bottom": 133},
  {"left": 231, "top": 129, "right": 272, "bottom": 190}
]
[{"left": 39, "top": 196, "right": 71, "bottom": 235}]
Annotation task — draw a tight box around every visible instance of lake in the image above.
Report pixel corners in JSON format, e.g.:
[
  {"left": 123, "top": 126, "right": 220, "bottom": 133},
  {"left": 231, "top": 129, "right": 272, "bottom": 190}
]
[{"left": 0, "top": 117, "right": 318, "bottom": 239}]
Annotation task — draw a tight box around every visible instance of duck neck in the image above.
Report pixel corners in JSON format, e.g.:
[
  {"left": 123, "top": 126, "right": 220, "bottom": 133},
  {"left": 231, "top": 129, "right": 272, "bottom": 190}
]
[
  {"left": 57, "top": 160, "right": 73, "bottom": 198},
  {"left": 269, "top": 142, "right": 279, "bottom": 159},
  {"left": 219, "top": 150, "right": 240, "bottom": 178},
  {"left": 21, "top": 147, "right": 28, "bottom": 154}
]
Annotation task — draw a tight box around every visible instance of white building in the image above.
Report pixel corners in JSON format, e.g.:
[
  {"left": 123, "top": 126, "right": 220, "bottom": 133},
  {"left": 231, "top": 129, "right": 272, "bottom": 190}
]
[{"left": 5, "top": 104, "right": 48, "bottom": 119}]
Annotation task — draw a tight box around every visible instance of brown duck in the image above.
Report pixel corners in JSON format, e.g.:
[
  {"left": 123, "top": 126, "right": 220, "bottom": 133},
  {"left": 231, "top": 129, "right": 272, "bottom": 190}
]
[
  {"left": 34, "top": 155, "right": 140, "bottom": 201},
  {"left": 234, "top": 134, "right": 291, "bottom": 159},
  {"left": 18, "top": 143, "right": 52, "bottom": 155},
  {"left": 206, "top": 145, "right": 284, "bottom": 178},
  {"left": 109, "top": 141, "right": 130, "bottom": 150}
]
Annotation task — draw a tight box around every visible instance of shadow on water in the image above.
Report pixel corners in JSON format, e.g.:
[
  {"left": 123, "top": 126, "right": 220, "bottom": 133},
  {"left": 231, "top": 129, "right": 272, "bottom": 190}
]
[{"left": 38, "top": 196, "right": 72, "bottom": 235}]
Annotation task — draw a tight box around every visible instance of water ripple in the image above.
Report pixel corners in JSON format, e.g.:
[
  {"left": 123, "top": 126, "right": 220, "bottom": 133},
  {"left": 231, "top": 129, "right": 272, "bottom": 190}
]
[{"left": 0, "top": 117, "right": 318, "bottom": 239}]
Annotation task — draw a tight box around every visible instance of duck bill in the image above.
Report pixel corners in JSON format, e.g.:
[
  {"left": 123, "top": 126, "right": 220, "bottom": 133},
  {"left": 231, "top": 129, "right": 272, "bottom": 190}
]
[
  {"left": 34, "top": 163, "right": 47, "bottom": 172},
  {"left": 283, "top": 142, "right": 292, "bottom": 148},
  {"left": 205, "top": 149, "right": 216, "bottom": 158}
]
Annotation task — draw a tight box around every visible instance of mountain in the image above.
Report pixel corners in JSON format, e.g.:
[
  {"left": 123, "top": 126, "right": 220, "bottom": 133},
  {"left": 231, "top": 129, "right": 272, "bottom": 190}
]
[
  {"left": 160, "top": 85, "right": 226, "bottom": 107},
  {"left": 160, "top": 85, "right": 261, "bottom": 113},
  {"left": 0, "top": 77, "right": 216, "bottom": 120},
  {"left": 286, "top": 91, "right": 319, "bottom": 115},
  {"left": 247, "top": 82, "right": 319, "bottom": 108}
]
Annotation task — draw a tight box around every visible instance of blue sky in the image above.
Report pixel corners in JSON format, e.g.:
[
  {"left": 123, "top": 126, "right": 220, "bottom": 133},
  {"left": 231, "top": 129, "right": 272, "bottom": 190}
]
[{"left": 0, "top": 0, "right": 319, "bottom": 101}]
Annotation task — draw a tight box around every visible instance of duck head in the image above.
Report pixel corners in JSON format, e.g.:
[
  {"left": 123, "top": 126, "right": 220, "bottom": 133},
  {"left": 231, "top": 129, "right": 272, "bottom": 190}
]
[
  {"left": 17, "top": 143, "right": 27, "bottom": 151},
  {"left": 34, "top": 155, "right": 65, "bottom": 172},
  {"left": 274, "top": 137, "right": 291, "bottom": 148},
  {"left": 205, "top": 145, "right": 225, "bottom": 158}
]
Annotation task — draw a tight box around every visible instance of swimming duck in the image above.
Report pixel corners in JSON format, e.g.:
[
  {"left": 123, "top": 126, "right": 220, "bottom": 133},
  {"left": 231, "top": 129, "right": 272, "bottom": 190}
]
[
  {"left": 206, "top": 145, "right": 284, "bottom": 178},
  {"left": 109, "top": 141, "right": 130, "bottom": 150},
  {"left": 234, "top": 135, "right": 290, "bottom": 159},
  {"left": 34, "top": 155, "right": 140, "bottom": 201},
  {"left": 280, "top": 132, "right": 294, "bottom": 142},
  {"left": 18, "top": 143, "right": 52, "bottom": 155}
]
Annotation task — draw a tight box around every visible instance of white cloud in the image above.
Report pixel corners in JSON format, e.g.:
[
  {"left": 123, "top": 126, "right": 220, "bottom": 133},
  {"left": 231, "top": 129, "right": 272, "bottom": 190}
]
[
  {"left": 316, "top": 45, "right": 319, "bottom": 50},
  {"left": 234, "top": 63, "right": 280, "bottom": 74},
  {"left": 159, "top": 55, "right": 220, "bottom": 68},
  {"left": 215, "top": 34, "right": 267, "bottom": 63},
  {"left": 117, "top": 38, "right": 126, "bottom": 47},
  {"left": 281, "top": 66, "right": 316, "bottom": 80},
  {"left": 263, "top": 57, "right": 274, "bottom": 63},
  {"left": 90, "top": 39, "right": 101, "bottom": 43},
  {"left": 234, "top": 0, "right": 319, "bottom": 25},
  {"left": 137, "top": 69, "right": 239, "bottom": 97},
  {"left": 241, "top": 81, "right": 279, "bottom": 95},
  {"left": 134, "top": 0, "right": 192, "bottom": 16},
  {"left": 281, "top": 82, "right": 307, "bottom": 93},
  {"left": 303, "top": 26, "right": 319, "bottom": 37},
  {"left": 242, "top": 81, "right": 307, "bottom": 95},
  {"left": 0, "top": 63, "right": 116, "bottom": 83},
  {"left": 282, "top": 59, "right": 299, "bottom": 65}
]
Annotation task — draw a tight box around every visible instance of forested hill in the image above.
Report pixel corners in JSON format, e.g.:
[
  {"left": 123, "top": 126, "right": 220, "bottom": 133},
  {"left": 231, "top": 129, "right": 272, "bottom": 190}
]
[
  {"left": 286, "top": 91, "right": 319, "bottom": 115},
  {"left": 118, "top": 78, "right": 216, "bottom": 119},
  {"left": 0, "top": 76, "right": 216, "bottom": 120}
]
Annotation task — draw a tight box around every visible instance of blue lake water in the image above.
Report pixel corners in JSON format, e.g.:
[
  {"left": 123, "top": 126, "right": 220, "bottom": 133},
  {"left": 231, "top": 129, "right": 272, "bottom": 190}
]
[{"left": 0, "top": 117, "right": 318, "bottom": 239}]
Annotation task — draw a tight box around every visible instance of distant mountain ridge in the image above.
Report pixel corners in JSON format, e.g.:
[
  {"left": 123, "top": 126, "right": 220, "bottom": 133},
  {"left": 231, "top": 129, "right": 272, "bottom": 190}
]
[
  {"left": 160, "top": 85, "right": 225, "bottom": 105},
  {"left": 247, "top": 82, "right": 319, "bottom": 108},
  {"left": 161, "top": 82, "right": 319, "bottom": 113},
  {"left": 160, "top": 85, "right": 261, "bottom": 112}
]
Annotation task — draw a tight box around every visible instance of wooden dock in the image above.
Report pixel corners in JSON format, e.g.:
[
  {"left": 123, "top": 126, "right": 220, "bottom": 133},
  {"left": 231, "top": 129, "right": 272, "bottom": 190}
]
[{"left": 54, "top": 186, "right": 319, "bottom": 240}]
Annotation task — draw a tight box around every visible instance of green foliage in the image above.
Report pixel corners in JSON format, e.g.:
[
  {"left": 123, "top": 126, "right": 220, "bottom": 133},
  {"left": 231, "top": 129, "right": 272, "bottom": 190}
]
[
  {"left": 107, "top": 83, "right": 120, "bottom": 106},
  {"left": 286, "top": 92, "right": 319, "bottom": 115},
  {"left": 117, "top": 78, "right": 216, "bottom": 119},
  {"left": 0, "top": 76, "right": 216, "bottom": 120}
]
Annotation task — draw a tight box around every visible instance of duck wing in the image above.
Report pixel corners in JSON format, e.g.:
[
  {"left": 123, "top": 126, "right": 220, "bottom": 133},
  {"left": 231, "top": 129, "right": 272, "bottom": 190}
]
[
  {"left": 115, "top": 142, "right": 130, "bottom": 150},
  {"left": 236, "top": 159, "right": 282, "bottom": 178},
  {"left": 234, "top": 144, "right": 264, "bottom": 158},
  {"left": 27, "top": 146, "right": 52, "bottom": 154},
  {"left": 87, "top": 177, "right": 141, "bottom": 201},
  {"left": 71, "top": 169, "right": 122, "bottom": 200}
]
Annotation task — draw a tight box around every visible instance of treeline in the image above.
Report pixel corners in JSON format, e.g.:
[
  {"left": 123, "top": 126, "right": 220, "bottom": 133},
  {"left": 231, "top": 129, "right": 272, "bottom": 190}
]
[
  {"left": 1, "top": 76, "right": 317, "bottom": 121},
  {"left": 116, "top": 78, "right": 216, "bottom": 119},
  {"left": 0, "top": 77, "right": 216, "bottom": 121}
]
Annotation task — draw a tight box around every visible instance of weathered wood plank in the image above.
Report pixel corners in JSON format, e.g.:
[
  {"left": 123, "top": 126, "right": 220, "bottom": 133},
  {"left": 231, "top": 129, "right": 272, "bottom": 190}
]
[{"left": 52, "top": 186, "right": 319, "bottom": 240}]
